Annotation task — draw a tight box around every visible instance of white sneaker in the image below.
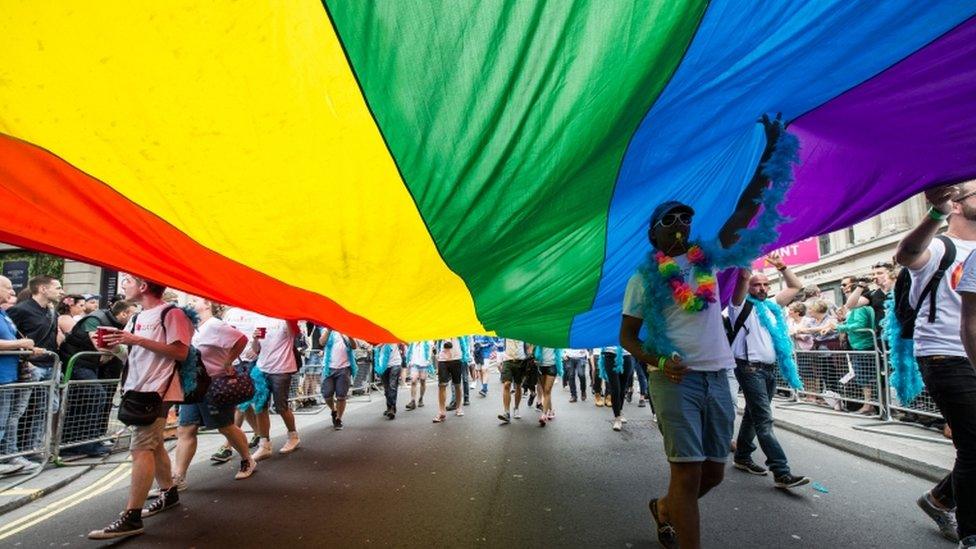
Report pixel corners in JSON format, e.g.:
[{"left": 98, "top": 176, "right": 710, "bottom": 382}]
[
  {"left": 513, "top": 409, "right": 521, "bottom": 419},
  {"left": 235, "top": 458, "right": 257, "bottom": 480},
  {"left": 620, "top": 416, "right": 628, "bottom": 424},
  {"left": 280, "top": 436, "right": 301, "bottom": 454},
  {"left": 9, "top": 456, "right": 41, "bottom": 471},
  {"left": 612, "top": 418, "right": 623, "bottom": 432},
  {"left": 172, "top": 474, "right": 188, "bottom": 491},
  {"left": 455, "top": 409, "right": 464, "bottom": 417},
  {"left": 0, "top": 460, "right": 25, "bottom": 476},
  {"left": 252, "top": 444, "right": 273, "bottom": 462}
]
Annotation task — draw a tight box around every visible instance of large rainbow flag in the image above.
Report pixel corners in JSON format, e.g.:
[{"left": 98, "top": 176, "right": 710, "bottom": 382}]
[{"left": 1, "top": 1, "right": 974, "bottom": 346}]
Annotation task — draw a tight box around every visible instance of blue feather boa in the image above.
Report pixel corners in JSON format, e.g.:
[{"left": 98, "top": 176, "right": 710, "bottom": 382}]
[
  {"left": 884, "top": 293, "right": 924, "bottom": 404},
  {"left": 324, "top": 331, "right": 358, "bottom": 379},
  {"left": 746, "top": 296, "right": 803, "bottom": 389},
  {"left": 374, "top": 344, "right": 394, "bottom": 375},
  {"left": 597, "top": 347, "right": 624, "bottom": 381},
  {"left": 640, "top": 124, "right": 799, "bottom": 358},
  {"left": 237, "top": 363, "right": 270, "bottom": 413}
]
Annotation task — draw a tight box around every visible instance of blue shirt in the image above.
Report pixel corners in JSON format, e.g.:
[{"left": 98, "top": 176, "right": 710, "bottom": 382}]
[{"left": 0, "top": 310, "right": 20, "bottom": 384}]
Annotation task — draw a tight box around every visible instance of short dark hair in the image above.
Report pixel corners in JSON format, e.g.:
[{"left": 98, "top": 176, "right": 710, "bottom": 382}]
[
  {"left": 131, "top": 276, "right": 166, "bottom": 298},
  {"left": 110, "top": 299, "right": 137, "bottom": 316},
  {"left": 28, "top": 275, "right": 58, "bottom": 296},
  {"left": 872, "top": 262, "right": 894, "bottom": 271}
]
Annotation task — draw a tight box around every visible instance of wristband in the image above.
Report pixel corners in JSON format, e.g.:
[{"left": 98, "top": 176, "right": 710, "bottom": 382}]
[
  {"left": 658, "top": 356, "right": 666, "bottom": 370},
  {"left": 928, "top": 207, "right": 949, "bottom": 221},
  {"left": 776, "top": 265, "right": 787, "bottom": 272}
]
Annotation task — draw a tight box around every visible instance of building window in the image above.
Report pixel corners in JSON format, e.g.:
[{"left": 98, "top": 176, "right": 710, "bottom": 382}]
[
  {"left": 818, "top": 234, "right": 832, "bottom": 256},
  {"left": 846, "top": 227, "right": 856, "bottom": 246}
]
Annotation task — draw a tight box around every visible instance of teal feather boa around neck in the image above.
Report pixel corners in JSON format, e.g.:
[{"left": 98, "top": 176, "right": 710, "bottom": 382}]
[
  {"left": 324, "top": 331, "right": 358, "bottom": 379},
  {"left": 640, "top": 125, "right": 799, "bottom": 359},
  {"left": 597, "top": 347, "right": 624, "bottom": 381},
  {"left": 374, "top": 344, "right": 395, "bottom": 376},
  {"left": 745, "top": 296, "right": 803, "bottom": 389},
  {"left": 884, "top": 293, "right": 924, "bottom": 404}
]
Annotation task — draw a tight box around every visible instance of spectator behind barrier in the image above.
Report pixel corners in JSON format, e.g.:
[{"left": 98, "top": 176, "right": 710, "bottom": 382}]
[{"left": 59, "top": 299, "right": 138, "bottom": 381}]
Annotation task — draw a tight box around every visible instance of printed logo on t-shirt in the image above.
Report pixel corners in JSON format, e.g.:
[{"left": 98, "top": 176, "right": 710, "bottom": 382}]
[{"left": 952, "top": 262, "right": 964, "bottom": 290}]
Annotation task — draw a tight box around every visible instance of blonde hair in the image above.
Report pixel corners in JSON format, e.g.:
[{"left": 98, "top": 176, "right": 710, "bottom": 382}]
[{"left": 809, "top": 300, "right": 829, "bottom": 314}]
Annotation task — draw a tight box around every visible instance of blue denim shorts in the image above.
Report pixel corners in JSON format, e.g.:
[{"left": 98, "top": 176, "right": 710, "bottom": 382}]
[
  {"left": 178, "top": 398, "right": 235, "bottom": 430},
  {"left": 648, "top": 369, "right": 735, "bottom": 463},
  {"left": 321, "top": 369, "right": 351, "bottom": 400}
]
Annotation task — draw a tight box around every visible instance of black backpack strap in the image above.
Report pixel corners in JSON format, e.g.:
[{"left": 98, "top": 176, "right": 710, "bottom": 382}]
[
  {"left": 914, "top": 235, "right": 957, "bottom": 323},
  {"left": 727, "top": 300, "right": 754, "bottom": 345}
]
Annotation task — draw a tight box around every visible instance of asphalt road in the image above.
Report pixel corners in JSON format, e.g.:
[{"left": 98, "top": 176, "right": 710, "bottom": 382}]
[{"left": 0, "top": 380, "right": 954, "bottom": 548}]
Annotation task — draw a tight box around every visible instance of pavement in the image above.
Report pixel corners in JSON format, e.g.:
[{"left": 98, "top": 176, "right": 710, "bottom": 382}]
[{"left": 0, "top": 379, "right": 960, "bottom": 548}]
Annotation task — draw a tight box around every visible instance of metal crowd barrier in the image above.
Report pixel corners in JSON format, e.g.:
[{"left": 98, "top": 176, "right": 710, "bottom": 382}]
[
  {"left": 51, "top": 351, "right": 126, "bottom": 463},
  {"left": 286, "top": 350, "right": 372, "bottom": 415},
  {"left": 0, "top": 350, "right": 60, "bottom": 484}
]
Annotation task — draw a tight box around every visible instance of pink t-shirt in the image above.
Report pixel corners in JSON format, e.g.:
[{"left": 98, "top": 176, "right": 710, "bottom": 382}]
[
  {"left": 124, "top": 303, "right": 193, "bottom": 399},
  {"left": 253, "top": 315, "right": 298, "bottom": 374},
  {"left": 192, "top": 317, "right": 247, "bottom": 378}
]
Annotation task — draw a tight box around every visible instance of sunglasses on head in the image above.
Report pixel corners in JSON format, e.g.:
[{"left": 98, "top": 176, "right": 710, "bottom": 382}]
[
  {"left": 655, "top": 212, "right": 692, "bottom": 227},
  {"left": 953, "top": 189, "right": 976, "bottom": 203}
]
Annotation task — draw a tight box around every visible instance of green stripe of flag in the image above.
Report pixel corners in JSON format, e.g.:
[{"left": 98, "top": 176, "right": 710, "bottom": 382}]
[{"left": 327, "top": 0, "right": 707, "bottom": 345}]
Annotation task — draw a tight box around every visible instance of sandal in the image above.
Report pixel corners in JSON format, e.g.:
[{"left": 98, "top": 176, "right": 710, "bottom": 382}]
[
  {"left": 432, "top": 414, "right": 446, "bottom": 423},
  {"left": 649, "top": 498, "right": 678, "bottom": 549}
]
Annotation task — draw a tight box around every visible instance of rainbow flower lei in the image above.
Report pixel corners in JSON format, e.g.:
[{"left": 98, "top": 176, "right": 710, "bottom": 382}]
[{"left": 655, "top": 245, "right": 717, "bottom": 312}]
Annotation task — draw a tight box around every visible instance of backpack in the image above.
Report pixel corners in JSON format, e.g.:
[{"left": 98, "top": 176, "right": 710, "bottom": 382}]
[
  {"left": 128, "top": 305, "right": 210, "bottom": 403},
  {"left": 892, "top": 235, "right": 956, "bottom": 339}
]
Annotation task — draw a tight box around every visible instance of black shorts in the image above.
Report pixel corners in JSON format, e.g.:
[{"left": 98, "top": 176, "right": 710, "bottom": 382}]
[
  {"left": 538, "top": 365, "right": 557, "bottom": 378},
  {"left": 438, "top": 360, "right": 463, "bottom": 386},
  {"left": 522, "top": 361, "right": 540, "bottom": 389}
]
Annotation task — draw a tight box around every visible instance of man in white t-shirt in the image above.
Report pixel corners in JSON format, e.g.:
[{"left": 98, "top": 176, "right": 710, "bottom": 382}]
[
  {"left": 404, "top": 341, "right": 433, "bottom": 411},
  {"left": 897, "top": 182, "right": 976, "bottom": 546},
  {"left": 89, "top": 276, "right": 192, "bottom": 540},
  {"left": 619, "top": 112, "right": 789, "bottom": 549},
  {"left": 247, "top": 313, "right": 301, "bottom": 460},
  {"left": 727, "top": 254, "right": 808, "bottom": 488},
  {"left": 563, "top": 348, "right": 589, "bottom": 402}
]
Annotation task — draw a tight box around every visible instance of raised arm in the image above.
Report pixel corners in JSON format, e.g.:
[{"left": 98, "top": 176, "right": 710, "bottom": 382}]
[
  {"left": 895, "top": 184, "right": 956, "bottom": 270},
  {"left": 766, "top": 253, "right": 802, "bottom": 306},
  {"left": 731, "top": 268, "right": 750, "bottom": 306},
  {"left": 719, "top": 114, "right": 785, "bottom": 249}
]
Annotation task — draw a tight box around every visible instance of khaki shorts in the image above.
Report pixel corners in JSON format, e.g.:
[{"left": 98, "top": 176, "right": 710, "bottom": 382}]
[{"left": 129, "top": 417, "right": 167, "bottom": 451}]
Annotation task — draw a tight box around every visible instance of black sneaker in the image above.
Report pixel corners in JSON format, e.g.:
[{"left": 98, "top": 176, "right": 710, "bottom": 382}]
[
  {"left": 626, "top": 391, "right": 634, "bottom": 403},
  {"left": 211, "top": 447, "right": 233, "bottom": 463},
  {"left": 88, "top": 510, "right": 144, "bottom": 540},
  {"left": 498, "top": 412, "right": 511, "bottom": 424},
  {"left": 141, "top": 487, "right": 180, "bottom": 517},
  {"left": 447, "top": 402, "right": 457, "bottom": 411},
  {"left": 331, "top": 409, "right": 339, "bottom": 428},
  {"left": 569, "top": 397, "right": 578, "bottom": 403},
  {"left": 774, "top": 474, "right": 811, "bottom": 489},
  {"left": 734, "top": 460, "right": 768, "bottom": 476},
  {"left": 405, "top": 400, "right": 417, "bottom": 410},
  {"left": 334, "top": 418, "right": 344, "bottom": 431},
  {"left": 535, "top": 402, "right": 543, "bottom": 411},
  {"left": 648, "top": 499, "right": 678, "bottom": 549},
  {"left": 463, "top": 398, "right": 470, "bottom": 406},
  {"left": 527, "top": 394, "right": 536, "bottom": 407},
  {"left": 247, "top": 435, "right": 260, "bottom": 449}
]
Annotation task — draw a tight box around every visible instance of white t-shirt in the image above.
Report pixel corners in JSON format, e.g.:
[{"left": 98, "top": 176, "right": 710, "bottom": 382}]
[
  {"left": 564, "top": 349, "right": 589, "bottom": 359},
  {"left": 252, "top": 315, "right": 298, "bottom": 374},
  {"left": 222, "top": 307, "right": 262, "bottom": 362},
  {"left": 728, "top": 301, "right": 776, "bottom": 364},
  {"left": 408, "top": 341, "right": 432, "bottom": 367},
  {"left": 909, "top": 236, "right": 975, "bottom": 357},
  {"left": 438, "top": 338, "right": 462, "bottom": 361},
  {"left": 192, "top": 317, "right": 247, "bottom": 378},
  {"left": 124, "top": 304, "right": 193, "bottom": 398},
  {"left": 325, "top": 331, "right": 352, "bottom": 369},
  {"left": 622, "top": 261, "right": 734, "bottom": 371},
  {"left": 384, "top": 344, "right": 403, "bottom": 367},
  {"left": 504, "top": 339, "right": 526, "bottom": 361},
  {"left": 538, "top": 347, "right": 558, "bottom": 366}
]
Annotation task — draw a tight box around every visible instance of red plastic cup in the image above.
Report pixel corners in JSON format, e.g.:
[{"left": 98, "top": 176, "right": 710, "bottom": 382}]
[
  {"left": 255, "top": 327, "right": 267, "bottom": 340},
  {"left": 95, "top": 326, "right": 116, "bottom": 348}
]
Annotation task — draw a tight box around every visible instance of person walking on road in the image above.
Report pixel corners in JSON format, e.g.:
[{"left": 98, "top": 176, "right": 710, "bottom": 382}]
[
  {"left": 433, "top": 338, "right": 465, "bottom": 423},
  {"left": 898, "top": 182, "right": 976, "bottom": 546},
  {"left": 88, "top": 276, "right": 193, "bottom": 540},
  {"left": 319, "top": 328, "right": 358, "bottom": 430},
  {"left": 727, "top": 254, "right": 809, "bottom": 489},
  {"left": 404, "top": 340, "right": 433, "bottom": 411},
  {"left": 498, "top": 339, "right": 528, "bottom": 424}
]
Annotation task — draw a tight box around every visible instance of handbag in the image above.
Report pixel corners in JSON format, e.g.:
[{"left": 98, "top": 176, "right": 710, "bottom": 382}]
[
  {"left": 118, "top": 390, "right": 163, "bottom": 426},
  {"left": 206, "top": 367, "right": 255, "bottom": 407}
]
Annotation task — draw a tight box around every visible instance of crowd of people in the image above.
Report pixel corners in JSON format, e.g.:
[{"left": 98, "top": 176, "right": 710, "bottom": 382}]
[{"left": 0, "top": 160, "right": 975, "bottom": 546}]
